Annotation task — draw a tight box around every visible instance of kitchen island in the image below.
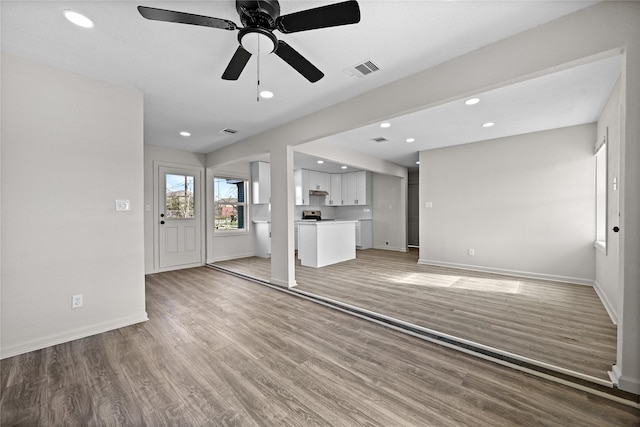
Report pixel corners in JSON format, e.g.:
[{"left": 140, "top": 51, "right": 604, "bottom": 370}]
[{"left": 298, "top": 220, "right": 357, "bottom": 268}]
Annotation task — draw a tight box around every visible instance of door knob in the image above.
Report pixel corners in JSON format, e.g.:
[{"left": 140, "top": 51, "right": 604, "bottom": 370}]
[
  {"left": 612, "top": 226, "right": 620, "bottom": 233},
  {"left": 160, "top": 221, "right": 165, "bottom": 225}
]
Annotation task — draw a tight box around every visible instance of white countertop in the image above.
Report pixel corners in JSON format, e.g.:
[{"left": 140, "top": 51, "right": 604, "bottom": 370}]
[{"left": 298, "top": 220, "right": 358, "bottom": 225}]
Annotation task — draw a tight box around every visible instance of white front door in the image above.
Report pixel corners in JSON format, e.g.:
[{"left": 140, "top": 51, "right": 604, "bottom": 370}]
[{"left": 158, "top": 165, "right": 203, "bottom": 270}]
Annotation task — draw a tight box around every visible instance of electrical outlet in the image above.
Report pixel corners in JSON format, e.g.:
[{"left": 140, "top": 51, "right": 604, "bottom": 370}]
[
  {"left": 72, "top": 294, "right": 83, "bottom": 308},
  {"left": 468, "top": 249, "right": 475, "bottom": 256}
]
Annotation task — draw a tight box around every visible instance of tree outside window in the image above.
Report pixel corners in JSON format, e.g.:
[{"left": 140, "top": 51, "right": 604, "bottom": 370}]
[
  {"left": 214, "top": 177, "right": 246, "bottom": 230},
  {"left": 165, "top": 174, "right": 195, "bottom": 219}
]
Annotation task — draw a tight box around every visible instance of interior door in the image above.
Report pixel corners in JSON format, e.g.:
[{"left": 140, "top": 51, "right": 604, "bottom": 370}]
[
  {"left": 158, "top": 165, "right": 202, "bottom": 270},
  {"left": 407, "top": 172, "right": 419, "bottom": 247}
]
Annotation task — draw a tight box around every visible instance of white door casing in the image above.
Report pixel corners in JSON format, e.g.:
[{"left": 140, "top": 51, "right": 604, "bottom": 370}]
[{"left": 155, "top": 163, "right": 204, "bottom": 271}]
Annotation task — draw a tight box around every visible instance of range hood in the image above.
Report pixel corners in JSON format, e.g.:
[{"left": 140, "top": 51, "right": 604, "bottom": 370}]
[{"left": 309, "top": 190, "right": 329, "bottom": 196}]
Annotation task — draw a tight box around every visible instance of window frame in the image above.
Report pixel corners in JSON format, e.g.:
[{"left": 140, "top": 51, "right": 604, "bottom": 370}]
[
  {"left": 213, "top": 174, "right": 250, "bottom": 234},
  {"left": 594, "top": 133, "right": 607, "bottom": 254}
]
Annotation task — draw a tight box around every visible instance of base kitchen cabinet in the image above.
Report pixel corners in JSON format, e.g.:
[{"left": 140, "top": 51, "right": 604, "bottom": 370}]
[
  {"left": 253, "top": 221, "right": 271, "bottom": 258},
  {"left": 298, "top": 221, "right": 357, "bottom": 268}
]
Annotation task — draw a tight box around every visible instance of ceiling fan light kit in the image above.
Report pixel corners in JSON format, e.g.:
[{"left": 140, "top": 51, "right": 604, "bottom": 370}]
[
  {"left": 137, "top": 0, "right": 361, "bottom": 83},
  {"left": 239, "top": 28, "right": 277, "bottom": 55}
]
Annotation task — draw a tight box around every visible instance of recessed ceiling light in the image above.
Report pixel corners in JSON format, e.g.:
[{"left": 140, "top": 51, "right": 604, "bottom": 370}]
[
  {"left": 260, "top": 90, "right": 274, "bottom": 99},
  {"left": 482, "top": 122, "right": 495, "bottom": 128},
  {"left": 406, "top": 138, "right": 415, "bottom": 143},
  {"left": 179, "top": 131, "right": 191, "bottom": 137},
  {"left": 317, "top": 160, "right": 324, "bottom": 164},
  {"left": 465, "top": 98, "right": 480, "bottom": 105},
  {"left": 341, "top": 165, "right": 348, "bottom": 169},
  {"left": 380, "top": 122, "right": 391, "bottom": 128},
  {"left": 62, "top": 10, "right": 94, "bottom": 28}
]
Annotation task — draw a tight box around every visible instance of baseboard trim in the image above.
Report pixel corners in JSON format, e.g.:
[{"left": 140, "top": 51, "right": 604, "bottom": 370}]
[
  {"left": 270, "top": 277, "right": 298, "bottom": 288},
  {"left": 610, "top": 364, "right": 640, "bottom": 395},
  {"left": 593, "top": 280, "right": 618, "bottom": 324},
  {"left": 418, "top": 259, "right": 593, "bottom": 286},
  {"left": 372, "top": 245, "right": 408, "bottom": 252},
  {"left": 0, "top": 313, "right": 149, "bottom": 360}
]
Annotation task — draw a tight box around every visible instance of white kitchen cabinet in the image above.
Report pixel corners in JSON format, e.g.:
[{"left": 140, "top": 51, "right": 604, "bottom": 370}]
[
  {"left": 308, "top": 170, "right": 330, "bottom": 192},
  {"left": 251, "top": 161, "right": 270, "bottom": 204},
  {"left": 254, "top": 221, "right": 271, "bottom": 258},
  {"left": 341, "top": 172, "right": 356, "bottom": 205},
  {"left": 341, "top": 171, "right": 371, "bottom": 205},
  {"left": 328, "top": 174, "right": 342, "bottom": 206},
  {"left": 354, "top": 171, "right": 371, "bottom": 205},
  {"left": 356, "top": 219, "right": 373, "bottom": 249},
  {"left": 294, "top": 169, "right": 310, "bottom": 205},
  {"left": 298, "top": 221, "right": 357, "bottom": 268}
]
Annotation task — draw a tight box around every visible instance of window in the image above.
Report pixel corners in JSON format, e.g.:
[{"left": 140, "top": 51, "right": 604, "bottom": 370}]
[
  {"left": 214, "top": 176, "right": 247, "bottom": 231},
  {"left": 595, "top": 139, "right": 607, "bottom": 247},
  {"left": 165, "top": 173, "right": 195, "bottom": 219}
]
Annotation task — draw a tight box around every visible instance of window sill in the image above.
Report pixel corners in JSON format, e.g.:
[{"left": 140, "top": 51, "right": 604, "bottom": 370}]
[
  {"left": 594, "top": 240, "right": 607, "bottom": 254},
  {"left": 213, "top": 230, "right": 251, "bottom": 237}
]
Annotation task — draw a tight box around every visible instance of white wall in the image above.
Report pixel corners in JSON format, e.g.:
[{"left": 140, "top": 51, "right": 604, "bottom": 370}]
[
  {"left": 419, "top": 124, "right": 596, "bottom": 284},
  {"left": 1, "top": 54, "right": 147, "bottom": 358},
  {"left": 594, "top": 79, "right": 622, "bottom": 323},
  {"left": 143, "top": 146, "right": 205, "bottom": 274},
  {"left": 372, "top": 174, "right": 407, "bottom": 251}
]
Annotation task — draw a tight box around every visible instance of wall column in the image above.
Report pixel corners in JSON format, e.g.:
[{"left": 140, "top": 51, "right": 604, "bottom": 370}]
[
  {"left": 269, "top": 144, "right": 297, "bottom": 288},
  {"left": 610, "top": 49, "right": 640, "bottom": 394}
]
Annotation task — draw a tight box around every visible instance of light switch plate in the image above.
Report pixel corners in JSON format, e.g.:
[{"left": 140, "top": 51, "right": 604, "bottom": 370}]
[{"left": 115, "top": 199, "right": 131, "bottom": 212}]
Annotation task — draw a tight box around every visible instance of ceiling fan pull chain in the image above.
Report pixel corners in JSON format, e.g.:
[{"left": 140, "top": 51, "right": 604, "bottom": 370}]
[{"left": 256, "top": 35, "right": 260, "bottom": 102}]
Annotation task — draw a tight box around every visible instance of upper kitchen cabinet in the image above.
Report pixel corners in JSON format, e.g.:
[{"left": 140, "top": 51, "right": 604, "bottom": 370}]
[
  {"left": 296, "top": 169, "right": 332, "bottom": 205},
  {"left": 295, "top": 168, "right": 370, "bottom": 206},
  {"left": 251, "top": 161, "right": 270, "bottom": 204},
  {"left": 342, "top": 171, "right": 371, "bottom": 205},
  {"left": 309, "top": 170, "right": 330, "bottom": 192},
  {"left": 328, "top": 174, "right": 342, "bottom": 206},
  {"left": 294, "top": 169, "right": 310, "bottom": 205}
]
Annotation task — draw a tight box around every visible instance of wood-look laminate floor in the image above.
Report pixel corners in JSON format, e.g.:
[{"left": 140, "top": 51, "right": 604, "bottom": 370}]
[
  {"left": 1, "top": 267, "right": 637, "bottom": 426},
  {"left": 214, "top": 249, "right": 617, "bottom": 382}
]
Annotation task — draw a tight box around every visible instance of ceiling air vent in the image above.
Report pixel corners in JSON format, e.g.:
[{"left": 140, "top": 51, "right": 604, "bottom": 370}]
[
  {"left": 219, "top": 128, "right": 238, "bottom": 135},
  {"left": 344, "top": 59, "right": 380, "bottom": 79},
  {"left": 371, "top": 136, "right": 388, "bottom": 143}
]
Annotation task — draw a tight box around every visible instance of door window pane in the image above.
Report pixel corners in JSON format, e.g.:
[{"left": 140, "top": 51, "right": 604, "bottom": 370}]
[{"left": 166, "top": 174, "right": 195, "bottom": 219}]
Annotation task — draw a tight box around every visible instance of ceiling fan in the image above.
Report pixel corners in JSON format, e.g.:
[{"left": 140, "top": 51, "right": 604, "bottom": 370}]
[{"left": 137, "top": 0, "right": 361, "bottom": 83}]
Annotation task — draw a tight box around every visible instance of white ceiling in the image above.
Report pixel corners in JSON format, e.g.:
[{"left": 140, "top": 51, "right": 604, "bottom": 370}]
[{"left": 2, "top": 0, "right": 617, "bottom": 171}]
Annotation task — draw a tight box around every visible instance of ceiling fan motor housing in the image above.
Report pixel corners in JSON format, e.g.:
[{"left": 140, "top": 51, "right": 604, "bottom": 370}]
[{"left": 236, "top": 0, "right": 281, "bottom": 28}]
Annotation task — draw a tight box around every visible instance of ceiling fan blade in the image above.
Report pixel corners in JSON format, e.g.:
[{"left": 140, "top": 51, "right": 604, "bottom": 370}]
[
  {"left": 137, "top": 6, "right": 237, "bottom": 31},
  {"left": 274, "top": 41, "right": 324, "bottom": 83},
  {"left": 276, "top": 0, "right": 360, "bottom": 34},
  {"left": 222, "top": 46, "right": 252, "bottom": 80}
]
